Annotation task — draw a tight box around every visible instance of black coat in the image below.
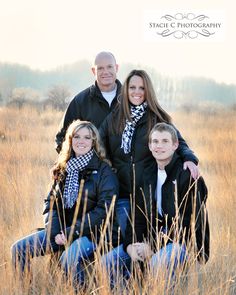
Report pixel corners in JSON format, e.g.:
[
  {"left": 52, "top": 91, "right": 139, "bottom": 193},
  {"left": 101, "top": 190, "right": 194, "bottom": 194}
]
[
  {"left": 43, "top": 154, "right": 120, "bottom": 246},
  {"left": 99, "top": 108, "right": 198, "bottom": 200},
  {"left": 55, "top": 80, "right": 122, "bottom": 152},
  {"left": 124, "top": 153, "right": 210, "bottom": 263}
]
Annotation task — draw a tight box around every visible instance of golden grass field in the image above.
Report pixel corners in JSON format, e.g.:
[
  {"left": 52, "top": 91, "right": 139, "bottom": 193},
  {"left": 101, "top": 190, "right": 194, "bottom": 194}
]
[{"left": 0, "top": 106, "right": 235, "bottom": 294}]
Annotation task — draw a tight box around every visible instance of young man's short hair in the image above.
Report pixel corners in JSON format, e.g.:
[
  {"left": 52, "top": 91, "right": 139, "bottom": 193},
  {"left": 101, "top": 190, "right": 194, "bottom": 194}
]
[{"left": 149, "top": 122, "right": 178, "bottom": 143}]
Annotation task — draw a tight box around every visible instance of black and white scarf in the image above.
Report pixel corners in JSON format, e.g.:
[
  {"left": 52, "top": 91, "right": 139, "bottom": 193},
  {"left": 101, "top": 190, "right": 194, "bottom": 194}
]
[
  {"left": 121, "top": 102, "right": 147, "bottom": 154},
  {"left": 63, "top": 149, "right": 94, "bottom": 208}
]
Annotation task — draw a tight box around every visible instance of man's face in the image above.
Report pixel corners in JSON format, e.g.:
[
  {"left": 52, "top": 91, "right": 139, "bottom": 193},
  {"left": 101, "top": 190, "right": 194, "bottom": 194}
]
[
  {"left": 149, "top": 130, "right": 178, "bottom": 164},
  {"left": 92, "top": 55, "right": 118, "bottom": 91}
]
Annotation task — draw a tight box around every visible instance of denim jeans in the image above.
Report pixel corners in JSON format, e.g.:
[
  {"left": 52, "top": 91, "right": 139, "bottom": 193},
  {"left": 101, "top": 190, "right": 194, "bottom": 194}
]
[
  {"left": 150, "top": 242, "right": 187, "bottom": 292},
  {"left": 115, "top": 198, "right": 131, "bottom": 238},
  {"left": 11, "top": 229, "right": 59, "bottom": 274},
  {"left": 59, "top": 236, "right": 96, "bottom": 284},
  {"left": 101, "top": 244, "right": 131, "bottom": 288},
  {"left": 11, "top": 229, "right": 96, "bottom": 285},
  {"left": 102, "top": 242, "right": 186, "bottom": 289},
  {"left": 150, "top": 242, "right": 187, "bottom": 272}
]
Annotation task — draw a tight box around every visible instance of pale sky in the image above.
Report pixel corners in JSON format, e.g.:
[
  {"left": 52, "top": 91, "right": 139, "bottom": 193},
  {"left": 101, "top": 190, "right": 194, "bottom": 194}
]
[{"left": 0, "top": 0, "right": 236, "bottom": 84}]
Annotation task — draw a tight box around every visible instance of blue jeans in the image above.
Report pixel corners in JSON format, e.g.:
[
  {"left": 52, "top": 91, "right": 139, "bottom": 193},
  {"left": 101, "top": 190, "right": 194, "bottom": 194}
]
[
  {"left": 150, "top": 242, "right": 187, "bottom": 292},
  {"left": 115, "top": 199, "right": 130, "bottom": 238},
  {"left": 11, "top": 229, "right": 96, "bottom": 285},
  {"left": 59, "top": 236, "right": 96, "bottom": 284},
  {"left": 102, "top": 242, "right": 186, "bottom": 289},
  {"left": 101, "top": 244, "right": 131, "bottom": 288},
  {"left": 150, "top": 242, "right": 187, "bottom": 272},
  {"left": 11, "top": 229, "right": 59, "bottom": 274}
]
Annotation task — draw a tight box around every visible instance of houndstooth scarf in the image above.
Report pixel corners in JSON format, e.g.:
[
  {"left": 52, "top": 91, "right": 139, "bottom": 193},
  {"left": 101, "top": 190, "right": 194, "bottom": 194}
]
[
  {"left": 63, "top": 149, "right": 94, "bottom": 208},
  {"left": 121, "top": 102, "right": 147, "bottom": 154}
]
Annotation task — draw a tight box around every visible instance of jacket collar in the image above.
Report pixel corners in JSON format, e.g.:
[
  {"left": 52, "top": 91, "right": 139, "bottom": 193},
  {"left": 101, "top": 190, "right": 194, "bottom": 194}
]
[
  {"left": 163, "top": 152, "right": 182, "bottom": 179},
  {"left": 82, "top": 153, "right": 101, "bottom": 171},
  {"left": 145, "top": 153, "right": 183, "bottom": 219},
  {"left": 59, "top": 153, "right": 102, "bottom": 181},
  {"left": 131, "top": 107, "right": 154, "bottom": 126},
  {"left": 91, "top": 80, "right": 122, "bottom": 101},
  {"left": 144, "top": 152, "right": 182, "bottom": 195}
]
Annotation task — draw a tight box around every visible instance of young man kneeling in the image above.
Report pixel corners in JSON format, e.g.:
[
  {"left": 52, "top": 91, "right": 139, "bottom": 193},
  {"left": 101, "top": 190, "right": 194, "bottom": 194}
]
[{"left": 124, "top": 122, "right": 210, "bottom": 282}]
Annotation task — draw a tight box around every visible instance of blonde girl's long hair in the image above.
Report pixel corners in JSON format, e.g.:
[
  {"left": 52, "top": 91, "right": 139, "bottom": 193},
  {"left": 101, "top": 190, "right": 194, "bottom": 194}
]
[{"left": 52, "top": 120, "right": 106, "bottom": 176}]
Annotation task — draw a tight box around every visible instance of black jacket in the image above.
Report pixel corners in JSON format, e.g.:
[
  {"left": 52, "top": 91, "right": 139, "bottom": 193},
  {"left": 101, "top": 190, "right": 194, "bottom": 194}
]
[
  {"left": 99, "top": 108, "right": 198, "bottom": 200},
  {"left": 43, "top": 154, "right": 120, "bottom": 246},
  {"left": 55, "top": 80, "right": 122, "bottom": 152},
  {"left": 124, "top": 153, "right": 210, "bottom": 263}
]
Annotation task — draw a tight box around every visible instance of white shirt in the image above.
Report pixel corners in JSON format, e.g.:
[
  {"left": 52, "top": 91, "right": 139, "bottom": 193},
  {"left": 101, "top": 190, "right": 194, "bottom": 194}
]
[
  {"left": 101, "top": 85, "right": 117, "bottom": 106},
  {"left": 156, "top": 168, "right": 167, "bottom": 216}
]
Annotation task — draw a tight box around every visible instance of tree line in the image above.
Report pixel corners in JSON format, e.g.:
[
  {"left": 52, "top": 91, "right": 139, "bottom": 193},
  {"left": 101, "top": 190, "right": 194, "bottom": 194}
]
[{"left": 0, "top": 61, "right": 235, "bottom": 110}]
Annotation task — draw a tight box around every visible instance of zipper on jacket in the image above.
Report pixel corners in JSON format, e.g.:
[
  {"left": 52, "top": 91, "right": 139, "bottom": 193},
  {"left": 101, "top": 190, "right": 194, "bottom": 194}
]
[
  {"left": 129, "top": 116, "right": 146, "bottom": 201},
  {"left": 130, "top": 155, "right": 136, "bottom": 200}
]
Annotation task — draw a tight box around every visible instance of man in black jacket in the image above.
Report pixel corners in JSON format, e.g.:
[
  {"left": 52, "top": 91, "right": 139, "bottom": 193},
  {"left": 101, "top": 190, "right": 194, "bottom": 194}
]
[
  {"left": 125, "top": 122, "right": 210, "bottom": 269},
  {"left": 55, "top": 51, "right": 122, "bottom": 153},
  {"left": 102, "top": 122, "right": 209, "bottom": 287}
]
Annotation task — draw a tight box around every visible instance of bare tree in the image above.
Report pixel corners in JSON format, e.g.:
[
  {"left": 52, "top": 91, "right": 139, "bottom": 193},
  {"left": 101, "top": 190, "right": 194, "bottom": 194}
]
[
  {"left": 8, "top": 87, "right": 40, "bottom": 108},
  {"left": 45, "top": 85, "right": 71, "bottom": 110}
]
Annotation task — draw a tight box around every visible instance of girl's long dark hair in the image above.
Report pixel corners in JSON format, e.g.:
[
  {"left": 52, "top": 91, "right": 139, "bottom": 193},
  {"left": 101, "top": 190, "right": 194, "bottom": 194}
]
[{"left": 112, "top": 69, "right": 171, "bottom": 134}]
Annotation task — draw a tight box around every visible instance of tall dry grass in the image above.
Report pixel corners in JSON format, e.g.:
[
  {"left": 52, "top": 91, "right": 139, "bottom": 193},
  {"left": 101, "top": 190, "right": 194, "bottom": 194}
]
[{"left": 0, "top": 106, "right": 235, "bottom": 294}]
